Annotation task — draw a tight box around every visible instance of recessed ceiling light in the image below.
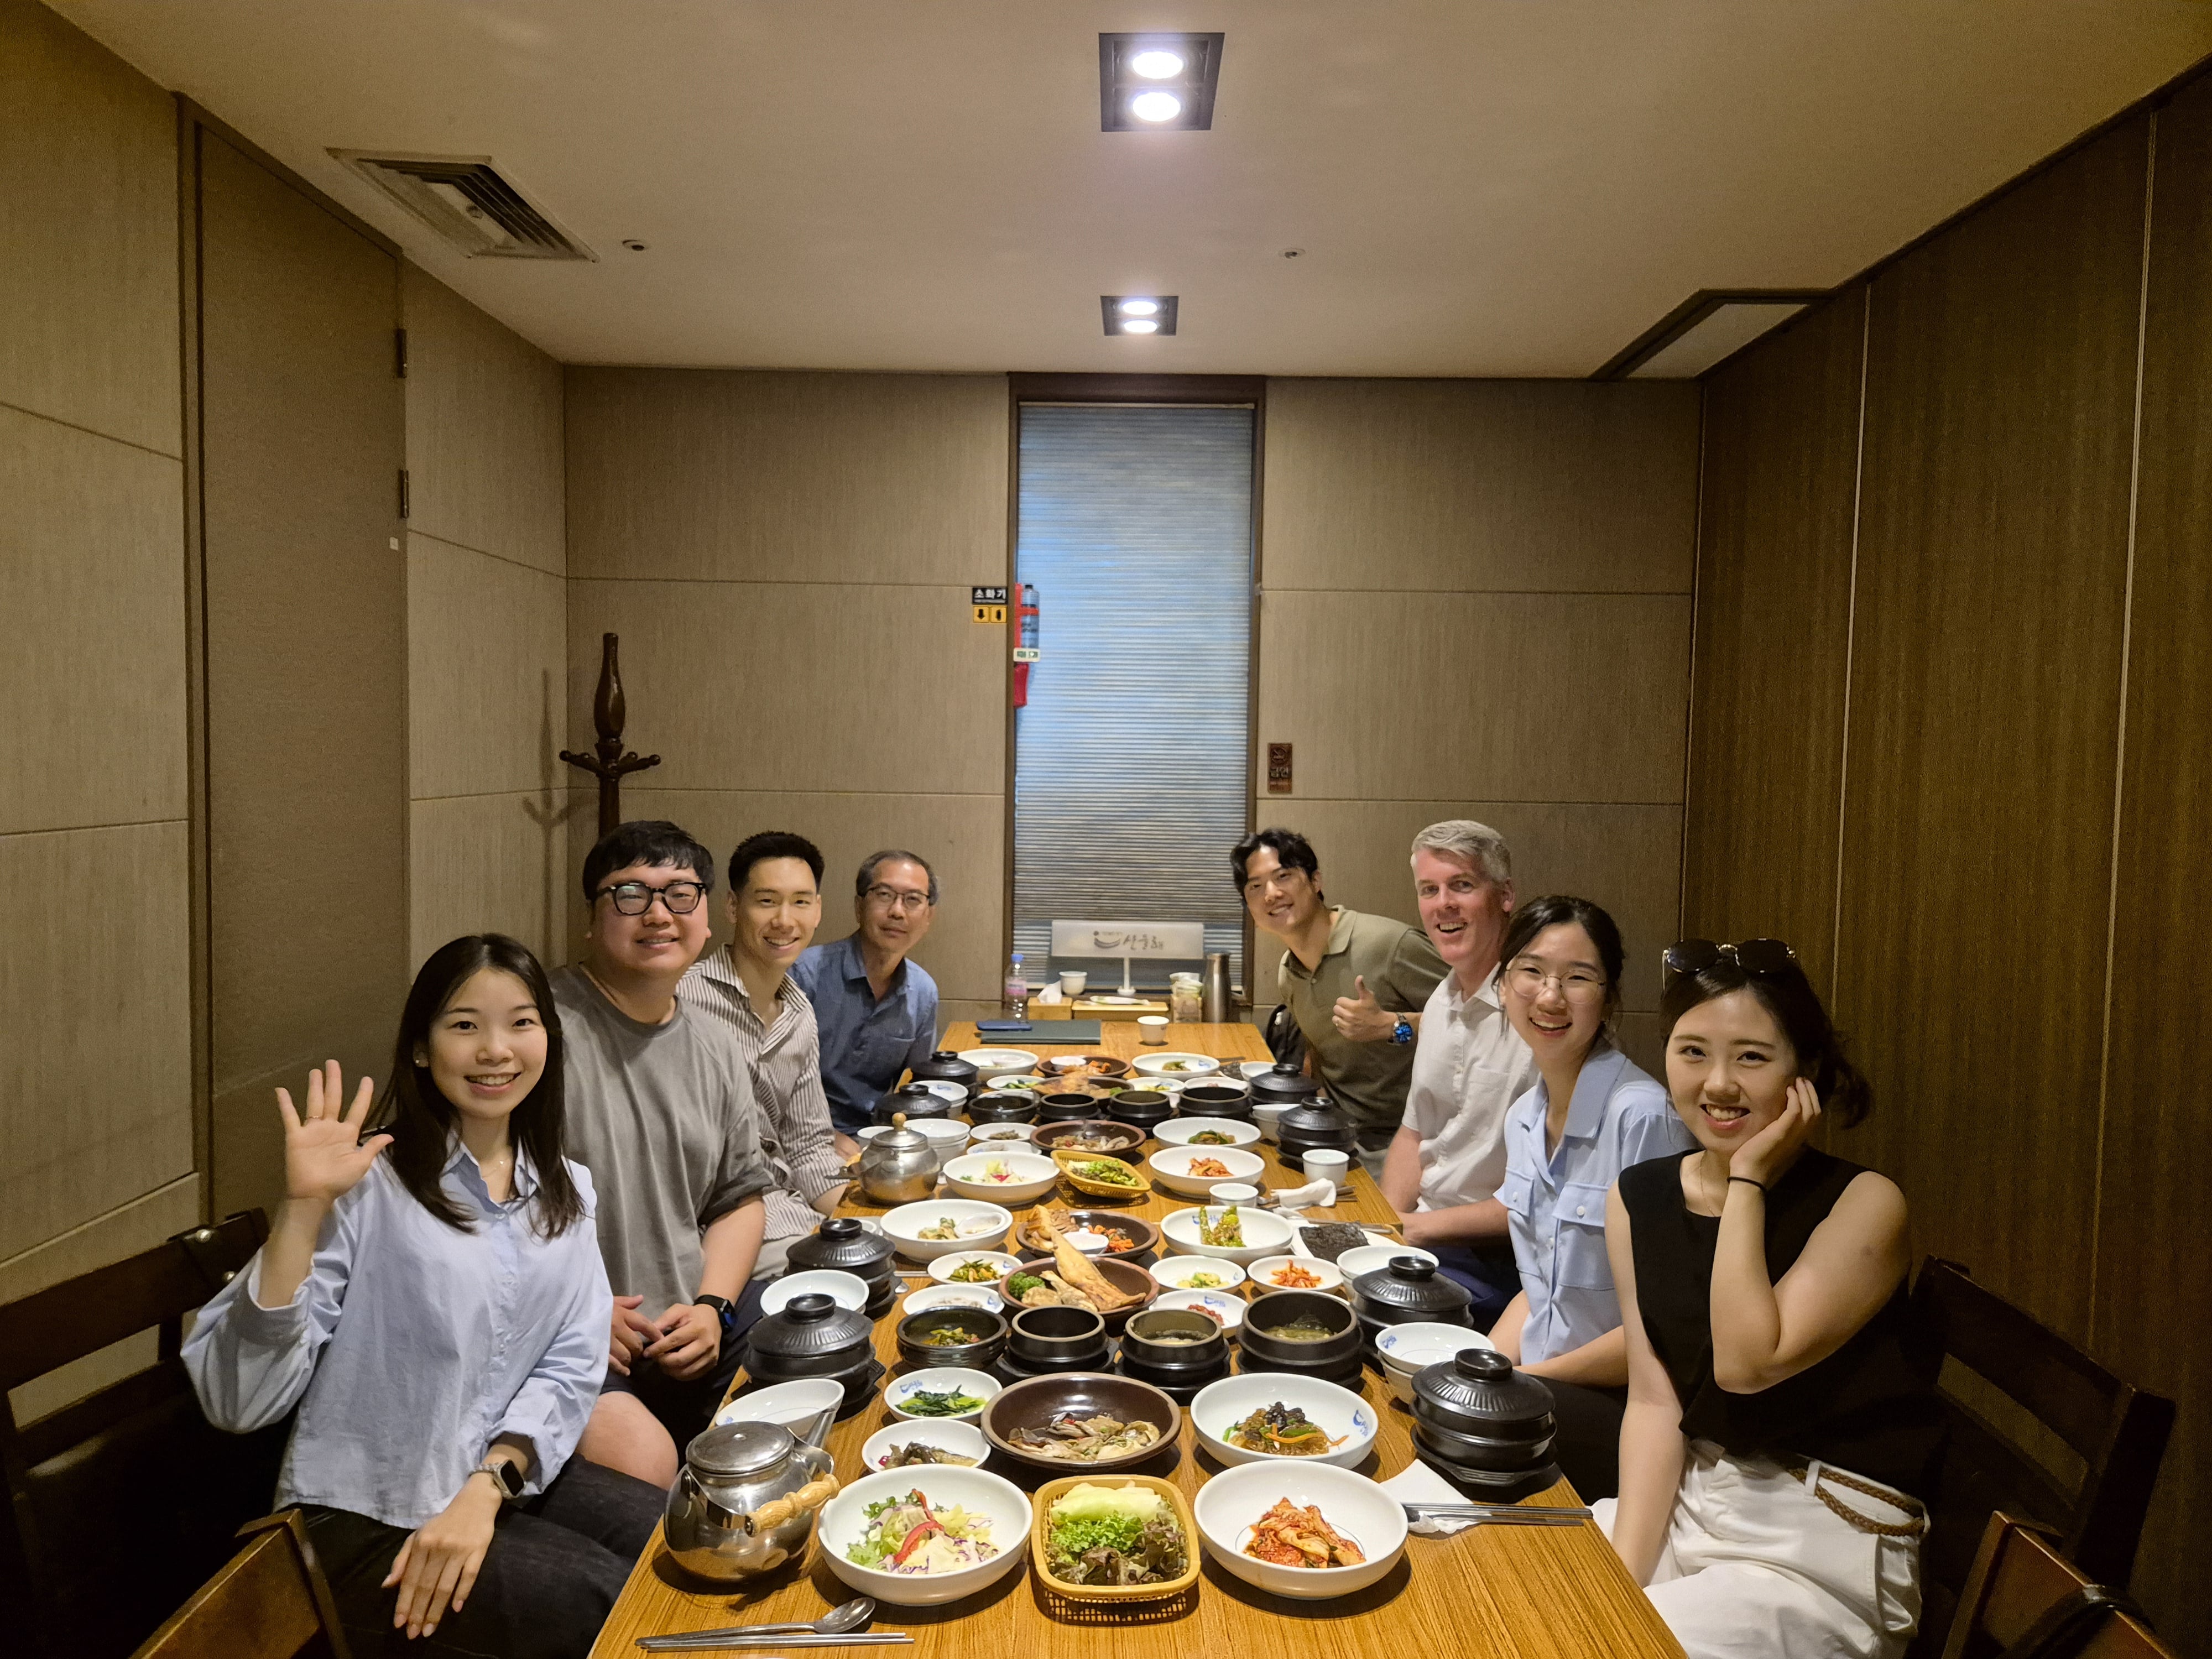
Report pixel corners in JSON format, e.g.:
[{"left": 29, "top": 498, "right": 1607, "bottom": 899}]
[
  {"left": 1099, "top": 33, "right": 1223, "bottom": 132},
  {"left": 1101, "top": 296, "right": 1178, "bottom": 336}
]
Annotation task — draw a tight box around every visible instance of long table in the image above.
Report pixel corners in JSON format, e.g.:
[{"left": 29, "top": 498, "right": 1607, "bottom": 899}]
[{"left": 589, "top": 1020, "right": 1682, "bottom": 1659}]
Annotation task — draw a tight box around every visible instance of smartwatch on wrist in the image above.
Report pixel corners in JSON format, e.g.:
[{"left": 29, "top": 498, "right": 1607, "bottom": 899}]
[
  {"left": 1391, "top": 1016, "right": 1414, "bottom": 1045},
  {"left": 474, "top": 1458, "right": 525, "bottom": 1501},
  {"left": 694, "top": 1293, "right": 737, "bottom": 1332}
]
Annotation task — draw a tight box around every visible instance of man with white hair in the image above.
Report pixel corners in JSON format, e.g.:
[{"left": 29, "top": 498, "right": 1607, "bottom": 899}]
[{"left": 1378, "top": 820, "right": 1537, "bottom": 1327}]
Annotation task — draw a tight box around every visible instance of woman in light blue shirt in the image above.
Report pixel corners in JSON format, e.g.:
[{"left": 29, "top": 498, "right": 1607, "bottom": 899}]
[
  {"left": 1489, "top": 895, "right": 1696, "bottom": 1498},
  {"left": 185, "top": 935, "right": 660, "bottom": 1658}
]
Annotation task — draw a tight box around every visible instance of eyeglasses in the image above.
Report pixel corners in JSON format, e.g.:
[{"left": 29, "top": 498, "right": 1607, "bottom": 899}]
[
  {"left": 1504, "top": 961, "right": 1608, "bottom": 1001},
  {"left": 1662, "top": 937, "right": 1798, "bottom": 988},
  {"left": 597, "top": 879, "right": 706, "bottom": 916},
  {"left": 864, "top": 884, "right": 933, "bottom": 913}
]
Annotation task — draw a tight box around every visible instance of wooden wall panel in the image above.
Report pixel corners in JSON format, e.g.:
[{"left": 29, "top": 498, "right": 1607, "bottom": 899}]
[
  {"left": 2094, "top": 81, "right": 2212, "bottom": 1653},
  {"left": 198, "top": 131, "right": 407, "bottom": 1218},
  {"left": 0, "top": 0, "right": 179, "bottom": 456},
  {"left": 566, "top": 369, "right": 1008, "bottom": 584},
  {"left": 1830, "top": 118, "right": 2150, "bottom": 1337},
  {"left": 0, "top": 405, "right": 187, "bottom": 835},
  {"left": 410, "top": 791, "right": 575, "bottom": 971},
  {"left": 0, "top": 823, "right": 194, "bottom": 1261},
  {"left": 1264, "top": 380, "right": 1700, "bottom": 594},
  {"left": 409, "top": 536, "right": 567, "bottom": 800},
  {"left": 1682, "top": 291, "right": 1865, "bottom": 995},
  {"left": 403, "top": 266, "right": 565, "bottom": 576},
  {"left": 1259, "top": 590, "right": 1692, "bottom": 806}
]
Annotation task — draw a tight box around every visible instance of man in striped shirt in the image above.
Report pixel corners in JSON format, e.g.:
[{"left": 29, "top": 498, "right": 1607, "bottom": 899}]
[{"left": 678, "top": 831, "right": 851, "bottom": 1282}]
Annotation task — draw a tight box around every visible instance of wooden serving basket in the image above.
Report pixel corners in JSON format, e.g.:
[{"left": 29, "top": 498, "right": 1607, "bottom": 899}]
[
  {"left": 1051, "top": 1150, "right": 1154, "bottom": 1201},
  {"left": 1026, "top": 1473, "right": 1203, "bottom": 1603}
]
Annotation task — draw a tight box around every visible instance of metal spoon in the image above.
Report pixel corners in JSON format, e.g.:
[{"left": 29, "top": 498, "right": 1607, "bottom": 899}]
[{"left": 636, "top": 1597, "right": 875, "bottom": 1649}]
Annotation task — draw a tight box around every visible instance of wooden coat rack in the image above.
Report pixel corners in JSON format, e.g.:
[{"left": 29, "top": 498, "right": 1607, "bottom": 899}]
[{"left": 560, "top": 632, "right": 661, "bottom": 837}]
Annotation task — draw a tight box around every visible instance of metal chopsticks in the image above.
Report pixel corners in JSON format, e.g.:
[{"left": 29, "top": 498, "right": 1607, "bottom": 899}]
[{"left": 638, "top": 1634, "right": 913, "bottom": 1652}]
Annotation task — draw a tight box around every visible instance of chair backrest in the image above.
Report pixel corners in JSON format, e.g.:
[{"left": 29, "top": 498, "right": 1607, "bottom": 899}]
[
  {"left": 0, "top": 1211, "right": 288, "bottom": 1659},
  {"left": 1942, "top": 1512, "right": 2176, "bottom": 1659},
  {"left": 131, "top": 1510, "right": 351, "bottom": 1659}
]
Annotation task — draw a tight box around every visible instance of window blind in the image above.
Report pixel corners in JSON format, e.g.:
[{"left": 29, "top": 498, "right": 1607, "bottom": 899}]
[{"left": 1011, "top": 403, "right": 1254, "bottom": 990}]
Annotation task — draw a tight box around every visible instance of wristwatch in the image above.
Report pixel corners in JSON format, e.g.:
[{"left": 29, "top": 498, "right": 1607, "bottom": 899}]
[
  {"left": 694, "top": 1292, "right": 738, "bottom": 1332},
  {"left": 1391, "top": 1016, "right": 1414, "bottom": 1045},
  {"left": 473, "top": 1458, "right": 525, "bottom": 1501}
]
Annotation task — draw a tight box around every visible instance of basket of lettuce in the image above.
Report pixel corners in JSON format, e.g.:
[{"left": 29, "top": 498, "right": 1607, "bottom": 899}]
[{"left": 1027, "top": 1476, "right": 1199, "bottom": 1601}]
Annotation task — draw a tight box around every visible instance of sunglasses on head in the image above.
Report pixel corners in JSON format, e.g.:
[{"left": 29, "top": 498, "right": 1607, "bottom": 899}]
[{"left": 1662, "top": 937, "right": 1799, "bottom": 988}]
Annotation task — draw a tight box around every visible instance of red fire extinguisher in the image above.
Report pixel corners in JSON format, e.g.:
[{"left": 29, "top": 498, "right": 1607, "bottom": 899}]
[{"left": 1012, "top": 583, "right": 1040, "bottom": 708}]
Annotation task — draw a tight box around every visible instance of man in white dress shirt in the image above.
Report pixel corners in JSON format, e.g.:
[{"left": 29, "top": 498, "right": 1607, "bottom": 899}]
[{"left": 1378, "top": 820, "right": 1538, "bottom": 1328}]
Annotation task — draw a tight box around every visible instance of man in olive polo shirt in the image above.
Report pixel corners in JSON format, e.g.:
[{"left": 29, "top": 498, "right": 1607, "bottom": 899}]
[{"left": 1233, "top": 827, "right": 1447, "bottom": 1171}]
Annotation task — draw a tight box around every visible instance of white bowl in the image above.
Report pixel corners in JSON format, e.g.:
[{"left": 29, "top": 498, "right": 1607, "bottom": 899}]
[
  {"left": 1152, "top": 1116, "right": 1263, "bottom": 1150},
  {"left": 1159, "top": 1204, "right": 1295, "bottom": 1267},
  {"left": 958, "top": 1048, "right": 1041, "bottom": 1081},
  {"left": 911, "top": 1078, "right": 970, "bottom": 1107},
  {"left": 983, "top": 1073, "right": 1050, "bottom": 1093},
  {"left": 926, "top": 1250, "right": 1024, "bottom": 1286},
  {"left": 1246, "top": 1255, "right": 1348, "bottom": 1296},
  {"left": 882, "top": 1366, "right": 1004, "bottom": 1424},
  {"left": 938, "top": 1151, "right": 1058, "bottom": 1204},
  {"left": 901, "top": 1282, "right": 1004, "bottom": 1316},
  {"left": 1190, "top": 1372, "right": 1380, "bottom": 1469},
  {"left": 966, "top": 1121, "right": 1035, "bottom": 1147},
  {"left": 711, "top": 1376, "right": 843, "bottom": 1447},
  {"left": 1251, "top": 1102, "right": 1286, "bottom": 1143},
  {"left": 1147, "top": 1144, "right": 1267, "bottom": 1199},
  {"left": 1376, "top": 1323, "right": 1495, "bottom": 1402},
  {"left": 1191, "top": 1460, "right": 1407, "bottom": 1600},
  {"left": 1148, "top": 1254, "right": 1247, "bottom": 1292},
  {"left": 1156, "top": 1287, "right": 1247, "bottom": 1331},
  {"left": 760, "top": 1269, "right": 872, "bottom": 1317},
  {"left": 1238, "top": 1060, "right": 1280, "bottom": 1079},
  {"left": 1335, "top": 1241, "right": 1441, "bottom": 1280},
  {"left": 820, "top": 1464, "right": 1032, "bottom": 1605},
  {"left": 858, "top": 1417, "right": 991, "bottom": 1474},
  {"left": 881, "top": 1199, "right": 1014, "bottom": 1261},
  {"left": 1130, "top": 1051, "right": 1222, "bottom": 1079}
]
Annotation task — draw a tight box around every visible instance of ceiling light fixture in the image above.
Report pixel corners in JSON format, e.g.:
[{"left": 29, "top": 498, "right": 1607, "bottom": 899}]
[
  {"left": 1591, "top": 288, "right": 1832, "bottom": 379},
  {"left": 1102, "top": 296, "right": 1178, "bottom": 336},
  {"left": 1099, "top": 33, "right": 1223, "bottom": 132}
]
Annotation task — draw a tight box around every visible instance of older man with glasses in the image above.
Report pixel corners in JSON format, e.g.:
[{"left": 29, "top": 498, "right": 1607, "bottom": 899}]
[{"left": 790, "top": 850, "right": 943, "bottom": 1151}]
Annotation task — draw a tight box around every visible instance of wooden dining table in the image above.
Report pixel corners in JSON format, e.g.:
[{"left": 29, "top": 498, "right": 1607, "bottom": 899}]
[{"left": 589, "top": 1020, "right": 1682, "bottom": 1659}]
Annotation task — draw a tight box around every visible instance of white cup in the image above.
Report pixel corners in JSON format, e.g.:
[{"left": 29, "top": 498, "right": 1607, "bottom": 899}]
[
  {"left": 1302, "top": 1147, "right": 1350, "bottom": 1203},
  {"left": 1136, "top": 1014, "right": 1170, "bottom": 1045},
  {"left": 1059, "top": 971, "right": 1087, "bottom": 997},
  {"left": 1212, "top": 1183, "right": 1260, "bottom": 1205}
]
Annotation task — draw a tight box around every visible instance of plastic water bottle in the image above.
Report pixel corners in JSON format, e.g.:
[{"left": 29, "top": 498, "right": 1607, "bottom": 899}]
[{"left": 1003, "top": 952, "right": 1029, "bottom": 1019}]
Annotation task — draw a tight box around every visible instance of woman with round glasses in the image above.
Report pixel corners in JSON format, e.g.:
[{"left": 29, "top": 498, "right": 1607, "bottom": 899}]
[
  {"left": 1596, "top": 939, "right": 1940, "bottom": 1659},
  {"left": 1488, "top": 895, "right": 1697, "bottom": 1498}
]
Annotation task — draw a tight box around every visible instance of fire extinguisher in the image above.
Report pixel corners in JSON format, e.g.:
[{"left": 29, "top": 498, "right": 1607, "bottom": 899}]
[{"left": 1012, "top": 583, "right": 1040, "bottom": 708}]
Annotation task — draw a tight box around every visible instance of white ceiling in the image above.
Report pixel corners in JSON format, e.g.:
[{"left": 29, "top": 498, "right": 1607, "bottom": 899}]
[{"left": 60, "top": 0, "right": 2212, "bottom": 377}]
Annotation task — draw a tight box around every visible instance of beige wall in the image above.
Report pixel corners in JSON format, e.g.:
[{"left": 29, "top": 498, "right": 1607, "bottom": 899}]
[
  {"left": 1252, "top": 379, "right": 1700, "bottom": 1072},
  {"left": 0, "top": 0, "right": 196, "bottom": 1300},
  {"left": 564, "top": 368, "right": 1010, "bottom": 1021},
  {"left": 403, "top": 266, "right": 573, "bottom": 969}
]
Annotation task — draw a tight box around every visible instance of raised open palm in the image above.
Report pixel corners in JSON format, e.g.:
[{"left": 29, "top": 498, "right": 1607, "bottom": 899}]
[{"left": 276, "top": 1060, "right": 392, "bottom": 1206}]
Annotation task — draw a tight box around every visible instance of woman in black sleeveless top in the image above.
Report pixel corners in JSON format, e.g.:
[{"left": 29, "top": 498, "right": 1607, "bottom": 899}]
[{"left": 1595, "top": 940, "right": 1941, "bottom": 1659}]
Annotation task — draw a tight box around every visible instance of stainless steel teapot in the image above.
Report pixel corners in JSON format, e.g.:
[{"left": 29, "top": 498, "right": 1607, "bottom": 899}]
[
  {"left": 857, "top": 1113, "right": 939, "bottom": 1206},
  {"left": 663, "top": 1421, "right": 838, "bottom": 1583}
]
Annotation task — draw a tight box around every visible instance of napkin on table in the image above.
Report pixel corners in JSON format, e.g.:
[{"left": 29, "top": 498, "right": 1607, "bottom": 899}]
[
  {"left": 1381, "top": 1458, "right": 1485, "bottom": 1536},
  {"left": 1266, "top": 1177, "right": 1336, "bottom": 1214}
]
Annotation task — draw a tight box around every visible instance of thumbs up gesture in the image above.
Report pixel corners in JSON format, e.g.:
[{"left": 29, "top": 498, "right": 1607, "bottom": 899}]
[{"left": 1332, "top": 974, "right": 1398, "bottom": 1042}]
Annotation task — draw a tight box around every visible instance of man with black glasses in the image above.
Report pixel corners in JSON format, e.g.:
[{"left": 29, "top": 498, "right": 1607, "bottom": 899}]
[
  {"left": 553, "top": 821, "right": 771, "bottom": 1490},
  {"left": 791, "top": 850, "right": 943, "bottom": 1150}
]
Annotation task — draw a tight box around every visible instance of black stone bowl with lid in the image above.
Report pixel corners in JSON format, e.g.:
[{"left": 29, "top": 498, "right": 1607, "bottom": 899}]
[
  {"left": 785, "top": 1217, "right": 898, "bottom": 1318},
  {"left": 1235, "top": 1290, "right": 1364, "bottom": 1385},
  {"left": 1248, "top": 1061, "right": 1321, "bottom": 1110},
  {"left": 896, "top": 1305, "right": 1009, "bottom": 1371},
  {"left": 1409, "top": 1348, "right": 1561, "bottom": 1502},
  {"left": 743, "top": 1292, "right": 882, "bottom": 1410},
  {"left": 872, "top": 1081, "right": 957, "bottom": 1128},
  {"left": 964, "top": 1088, "right": 1038, "bottom": 1126},
  {"left": 1118, "top": 1307, "right": 1231, "bottom": 1400},
  {"left": 1348, "top": 1256, "right": 1474, "bottom": 1353},
  {"left": 1105, "top": 1087, "right": 1175, "bottom": 1135},
  {"left": 1176, "top": 1081, "right": 1254, "bottom": 1123},
  {"left": 909, "top": 1048, "right": 981, "bottom": 1094},
  {"left": 1275, "top": 1100, "right": 1359, "bottom": 1173}
]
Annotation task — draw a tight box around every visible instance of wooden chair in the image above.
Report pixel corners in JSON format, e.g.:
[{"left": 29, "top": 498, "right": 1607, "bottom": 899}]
[
  {"left": 1907, "top": 1259, "right": 2174, "bottom": 1657},
  {"left": 131, "top": 1510, "right": 351, "bottom": 1659},
  {"left": 1941, "top": 1512, "right": 2176, "bottom": 1659},
  {"left": 0, "top": 1211, "right": 289, "bottom": 1659}
]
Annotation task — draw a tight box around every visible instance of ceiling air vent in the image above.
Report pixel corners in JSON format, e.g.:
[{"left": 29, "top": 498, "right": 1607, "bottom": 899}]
[{"left": 328, "top": 150, "right": 595, "bottom": 260}]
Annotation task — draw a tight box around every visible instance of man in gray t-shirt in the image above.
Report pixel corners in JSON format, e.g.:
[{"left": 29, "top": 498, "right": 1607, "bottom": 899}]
[{"left": 562, "top": 821, "right": 771, "bottom": 1488}]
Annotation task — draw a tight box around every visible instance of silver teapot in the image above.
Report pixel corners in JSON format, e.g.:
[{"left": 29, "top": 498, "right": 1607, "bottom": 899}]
[
  {"left": 663, "top": 1421, "right": 838, "bottom": 1583},
  {"left": 857, "top": 1113, "right": 939, "bottom": 1206}
]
